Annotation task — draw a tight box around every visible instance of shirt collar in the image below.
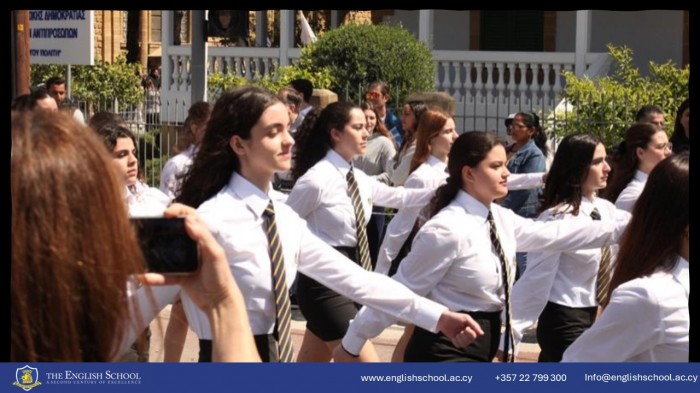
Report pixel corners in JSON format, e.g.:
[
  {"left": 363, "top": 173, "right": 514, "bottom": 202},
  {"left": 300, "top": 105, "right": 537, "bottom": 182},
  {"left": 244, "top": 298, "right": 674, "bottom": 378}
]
[
  {"left": 228, "top": 172, "right": 271, "bottom": 219},
  {"left": 455, "top": 190, "right": 490, "bottom": 222},
  {"left": 579, "top": 195, "right": 597, "bottom": 217},
  {"left": 325, "top": 149, "right": 353, "bottom": 176},
  {"left": 426, "top": 155, "right": 447, "bottom": 171},
  {"left": 634, "top": 170, "right": 648, "bottom": 183},
  {"left": 672, "top": 255, "right": 689, "bottom": 296}
]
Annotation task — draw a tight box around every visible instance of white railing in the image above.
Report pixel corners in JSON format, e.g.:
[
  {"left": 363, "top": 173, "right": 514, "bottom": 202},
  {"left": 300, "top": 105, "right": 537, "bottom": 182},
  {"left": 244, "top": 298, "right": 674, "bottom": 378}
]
[
  {"left": 432, "top": 50, "right": 611, "bottom": 135},
  {"left": 161, "top": 45, "right": 611, "bottom": 130}
]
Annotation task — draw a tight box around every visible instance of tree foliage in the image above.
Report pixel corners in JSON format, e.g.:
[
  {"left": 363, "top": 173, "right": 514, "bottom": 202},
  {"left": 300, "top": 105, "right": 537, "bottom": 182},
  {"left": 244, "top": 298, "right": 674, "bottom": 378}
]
[
  {"left": 31, "top": 55, "right": 144, "bottom": 107},
  {"left": 208, "top": 64, "right": 333, "bottom": 101},
  {"left": 548, "top": 44, "right": 689, "bottom": 149},
  {"left": 296, "top": 23, "right": 435, "bottom": 104}
]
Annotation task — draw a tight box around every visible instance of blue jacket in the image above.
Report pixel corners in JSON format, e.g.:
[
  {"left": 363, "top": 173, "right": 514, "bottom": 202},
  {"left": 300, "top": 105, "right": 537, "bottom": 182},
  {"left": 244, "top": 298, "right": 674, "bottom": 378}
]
[
  {"left": 385, "top": 107, "right": 403, "bottom": 148},
  {"left": 502, "top": 139, "right": 546, "bottom": 218}
]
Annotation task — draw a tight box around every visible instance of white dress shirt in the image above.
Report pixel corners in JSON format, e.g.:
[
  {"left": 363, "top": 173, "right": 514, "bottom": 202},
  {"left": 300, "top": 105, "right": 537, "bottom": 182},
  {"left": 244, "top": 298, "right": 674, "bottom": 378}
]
[
  {"left": 126, "top": 181, "right": 171, "bottom": 217},
  {"left": 388, "top": 141, "right": 416, "bottom": 186},
  {"left": 615, "top": 170, "right": 648, "bottom": 212},
  {"left": 286, "top": 150, "right": 434, "bottom": 247},
  {"left": 507, "top": 172, "right": 545, "bottom": 191},
  {"left": 342, "top": 190, "right": 628, "bottom": 354},
  {"left": 506, "top": 197, "right": 631, "bottom": 351},
  {"left": 180, "top": 172, "right": 447, "bottom": 340},
  {"left": 563, "top": 256, "right": 689, "bottom": 362},
  {"left": 159, "top": 144, "right": 196, "bottom": 200},
  {"left": 375, "top": 155, "right": 447, "bottom": 275}
]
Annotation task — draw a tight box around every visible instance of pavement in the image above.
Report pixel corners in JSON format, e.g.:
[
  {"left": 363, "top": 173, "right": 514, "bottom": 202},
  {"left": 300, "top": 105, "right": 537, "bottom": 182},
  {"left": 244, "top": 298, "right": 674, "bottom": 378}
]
[{"left": 148, "top": 305, "right": 541, "bottom": 362}]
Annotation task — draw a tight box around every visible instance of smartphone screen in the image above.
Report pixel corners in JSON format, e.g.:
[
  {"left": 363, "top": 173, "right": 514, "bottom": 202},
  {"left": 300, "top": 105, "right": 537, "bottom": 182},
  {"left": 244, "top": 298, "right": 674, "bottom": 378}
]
[{"left": 131, "top": 217, "right": 199, "bottom": 274}]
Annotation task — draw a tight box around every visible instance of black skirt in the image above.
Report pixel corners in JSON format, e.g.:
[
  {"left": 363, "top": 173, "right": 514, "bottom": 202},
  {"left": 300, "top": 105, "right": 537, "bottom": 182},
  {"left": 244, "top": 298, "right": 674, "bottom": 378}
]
[
  {"left": 296, "top": 246, "right": 361, "bottom": 341},
  {"left": 404, "top": 310, "right": 502, "bottom": 362}
]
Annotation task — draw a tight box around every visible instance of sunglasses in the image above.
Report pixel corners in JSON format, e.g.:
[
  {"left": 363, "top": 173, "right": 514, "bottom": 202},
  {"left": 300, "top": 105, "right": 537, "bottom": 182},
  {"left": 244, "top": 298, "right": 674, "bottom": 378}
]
[{"left": 364, "top": 91, "right": 382, "bottom": 100}]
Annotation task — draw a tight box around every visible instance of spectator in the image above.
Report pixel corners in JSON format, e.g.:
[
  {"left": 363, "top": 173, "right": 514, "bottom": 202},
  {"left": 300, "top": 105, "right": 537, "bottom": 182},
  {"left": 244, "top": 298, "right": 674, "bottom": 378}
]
[
  {"left": 635, "top": 104, "right": 666, "bottom": 128},
  {"left": 46, "top": 76, "right": 85, "bottom": 124},
  {"left": 11, "top": 86, "right": 58, "bottom": 112},
  {"left": 143, "top": 77, "right": 161, "bottom": 132},
  {"left": 501, "top": 111, "right": 548, "bottom": 278},
  {"left": 365, "top": 81, "right": 403, "bottom": 148},
  {"left": 289, "top": 78, "right": 314, "bottom": 123},
  {"left": 11, "top": 110, "right": 260, "bottom": 362},
  {"left": 670, "top": 98, "right": 689, "bottom": 154}
]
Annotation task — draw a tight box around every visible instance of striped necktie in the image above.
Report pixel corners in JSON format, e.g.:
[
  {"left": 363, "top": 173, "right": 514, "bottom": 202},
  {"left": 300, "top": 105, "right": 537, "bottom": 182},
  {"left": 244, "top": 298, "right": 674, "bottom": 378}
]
[
  {"left": 487, "top": 210, "right": 515, "bottom": 362},
  {"left": 590, "top": 207, "right": 613, "bottom": 307},
  {"left": 346, "top": 167, "right": 372, "bottom": 271},
  {"left": 262, "top": 200, "right": 294, "bottom": 362}
]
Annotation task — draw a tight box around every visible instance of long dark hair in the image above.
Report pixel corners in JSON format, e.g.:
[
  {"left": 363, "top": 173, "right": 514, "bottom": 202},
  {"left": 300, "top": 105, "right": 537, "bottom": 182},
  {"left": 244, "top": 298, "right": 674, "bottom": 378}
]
[
  {"left": 670, "top": 98, "right": 689, "bottom": 154},
  {"left": 604, "top": 122, "right": 663, "bottom": 203},
  {"left": 175, "top": 101, "right": 212, "bottom": 153},
  {"left": 540, "top": 133, "right": 601, "bottom": 216},
  {"left": 176, "top": 87, "right": 281, "bottom": 208},
  {"left": 292, "top": 101, "right": 358, "bottom": 180},
  {"left": 399, "top": 100, "right": 428, "bottom": 154},
  {"left": 516, "top": 111, "right": 548, "bottom": 157},
  {"left": 429, "top": 131, "right": 502, "bottom": 217},
  {"left": 608, "top": 152, "right": 688, "bottom": 299}
]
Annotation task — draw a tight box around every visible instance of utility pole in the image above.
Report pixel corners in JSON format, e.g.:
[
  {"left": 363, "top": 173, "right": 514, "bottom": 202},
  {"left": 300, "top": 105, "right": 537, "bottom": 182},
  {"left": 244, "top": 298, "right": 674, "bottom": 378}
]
[{"left": 13, "top": 10, "right": 31, "bottom": 99}]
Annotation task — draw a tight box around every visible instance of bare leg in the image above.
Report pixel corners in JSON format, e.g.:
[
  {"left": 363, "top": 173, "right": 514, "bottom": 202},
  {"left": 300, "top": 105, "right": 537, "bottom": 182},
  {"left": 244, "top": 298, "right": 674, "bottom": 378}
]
[
  {"left": 296, "top": 329, "right": 332, "bottom": 362},
  {"left": 163, "top": 298, "right": 189, "bottom": 362},
  {"left": 390, "top": 324, "right": 414, "bottom": 362},
  {"left": 325, "top": 338, "right": 380, "bottom": 362}
]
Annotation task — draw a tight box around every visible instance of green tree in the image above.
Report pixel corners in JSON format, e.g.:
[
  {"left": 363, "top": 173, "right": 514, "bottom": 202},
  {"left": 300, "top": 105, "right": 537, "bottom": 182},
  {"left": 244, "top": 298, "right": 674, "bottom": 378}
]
[
  {"left": 548, "top": 44, "right": 689, "bottom": 149},
  {"left": 296, "top": 23, "right": 435, "bottom": 104},
  {"left": 31, "top": 55, "right": 144, "bottom": 114},
  {"left": 208, "top": 64, "right": 333, "bottom": 101}
]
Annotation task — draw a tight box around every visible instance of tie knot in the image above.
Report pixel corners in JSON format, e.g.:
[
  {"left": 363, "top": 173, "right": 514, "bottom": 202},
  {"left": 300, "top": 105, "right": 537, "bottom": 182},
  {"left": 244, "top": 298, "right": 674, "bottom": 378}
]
[
  {"left": 590, "top": 207, "right": 601, "bottom": 221},
  {"left": 486, "top": 210, "right": 495, "bottom": 224},
  {"left": 346, "top": 167, "right": 355, "bottom": 182},
  {"left": 263, "top": 200, "right": 275, "bottom": 218}
]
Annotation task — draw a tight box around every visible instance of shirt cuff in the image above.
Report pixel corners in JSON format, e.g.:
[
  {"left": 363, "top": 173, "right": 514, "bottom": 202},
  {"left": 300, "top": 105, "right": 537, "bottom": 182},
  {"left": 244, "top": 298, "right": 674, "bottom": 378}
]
[
  {"left": 411, "top": 297, "right": 448, "bottom": 333},
  {"left": 341, "top": 327, "right": 368, "bottom": 356}
]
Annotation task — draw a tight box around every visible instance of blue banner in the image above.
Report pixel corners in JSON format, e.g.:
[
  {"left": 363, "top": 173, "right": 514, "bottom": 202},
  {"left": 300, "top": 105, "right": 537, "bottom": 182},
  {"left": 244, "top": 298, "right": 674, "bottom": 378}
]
[{"left": 2, "top": 363, "right": 699, "bottom": 392}]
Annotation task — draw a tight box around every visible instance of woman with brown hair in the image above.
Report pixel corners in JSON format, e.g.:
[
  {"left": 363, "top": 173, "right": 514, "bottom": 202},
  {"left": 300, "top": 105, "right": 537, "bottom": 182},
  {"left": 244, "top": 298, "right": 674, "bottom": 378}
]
[
  {"left": 160, "top": 101, "right": 213, "bottom": 199},
  {"left": 604, "top": 122, "right": 672, "bottom": 212},
  {"left": 564, "top": 152, "right": 689, "bottom": 362},
  {"left": 11, "top": 110, "right": 260, "bottom": 362},
  {"left": 377, "top": 108, "right": 457, "bottom": 362}
]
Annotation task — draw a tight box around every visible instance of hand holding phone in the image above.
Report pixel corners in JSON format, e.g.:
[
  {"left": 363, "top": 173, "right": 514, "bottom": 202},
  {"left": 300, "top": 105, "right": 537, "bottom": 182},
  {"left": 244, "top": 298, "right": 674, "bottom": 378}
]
[{"left": 131, "top": 216, "right": 200, "bottom": 274}]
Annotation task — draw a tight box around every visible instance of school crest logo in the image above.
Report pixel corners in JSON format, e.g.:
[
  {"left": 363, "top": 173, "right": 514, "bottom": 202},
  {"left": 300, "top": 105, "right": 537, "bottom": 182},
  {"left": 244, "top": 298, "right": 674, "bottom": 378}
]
[{"left": 12, "top": 366, "right": 42, "bottom": 391}]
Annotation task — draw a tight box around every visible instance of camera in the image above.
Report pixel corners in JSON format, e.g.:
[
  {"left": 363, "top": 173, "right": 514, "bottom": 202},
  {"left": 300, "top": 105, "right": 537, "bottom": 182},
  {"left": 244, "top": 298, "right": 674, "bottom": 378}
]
[{"left": 131, "top": 217, "right": 199, "bottom": 274}]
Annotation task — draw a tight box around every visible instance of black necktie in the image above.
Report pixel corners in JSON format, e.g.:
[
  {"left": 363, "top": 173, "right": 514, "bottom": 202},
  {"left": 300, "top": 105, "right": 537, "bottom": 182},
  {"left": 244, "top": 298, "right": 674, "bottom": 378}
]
[
  {"left": 346, "top": 168, "right": 372, "bottom": 271},
  {"left": 590, "top": 207, "right": 613, "bottom": 307},
  {"left": 487, "top": 211, "right": 514, "bottom": 362},
  {"left": 262, "top": 200, "right": 294, "bottom": 362}
]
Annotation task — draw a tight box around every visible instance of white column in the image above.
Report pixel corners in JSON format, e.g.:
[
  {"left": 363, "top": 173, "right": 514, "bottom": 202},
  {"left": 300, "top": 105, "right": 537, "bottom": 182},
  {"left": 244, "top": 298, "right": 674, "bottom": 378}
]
[
  {"left": 575, "top": 10, "right": 591, "bottom": 77},
  {"left": 255, "top": 11, "right": 268, "bottom": 47},
  {"left": 330, "top": 10, "right": 339, "bottom": 28},
  {"left": 418, "top": 10, "right": 434, "bottom": 49},
  {"left": 161, "top": 11, "right": 172, "bottom": 94},
  {"left": 279, "top": 10, "right": 293, "bottom": 66},
  {"left": 191, "top": 10, "right": 207, "bottom": 103}
]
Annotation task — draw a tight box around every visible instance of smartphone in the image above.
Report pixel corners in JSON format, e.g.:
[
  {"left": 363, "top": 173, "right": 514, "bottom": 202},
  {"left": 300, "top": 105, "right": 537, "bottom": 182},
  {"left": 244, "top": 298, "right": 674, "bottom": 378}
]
[{"left": 131, "top": 217, "right": 199, "bottom": 274}]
